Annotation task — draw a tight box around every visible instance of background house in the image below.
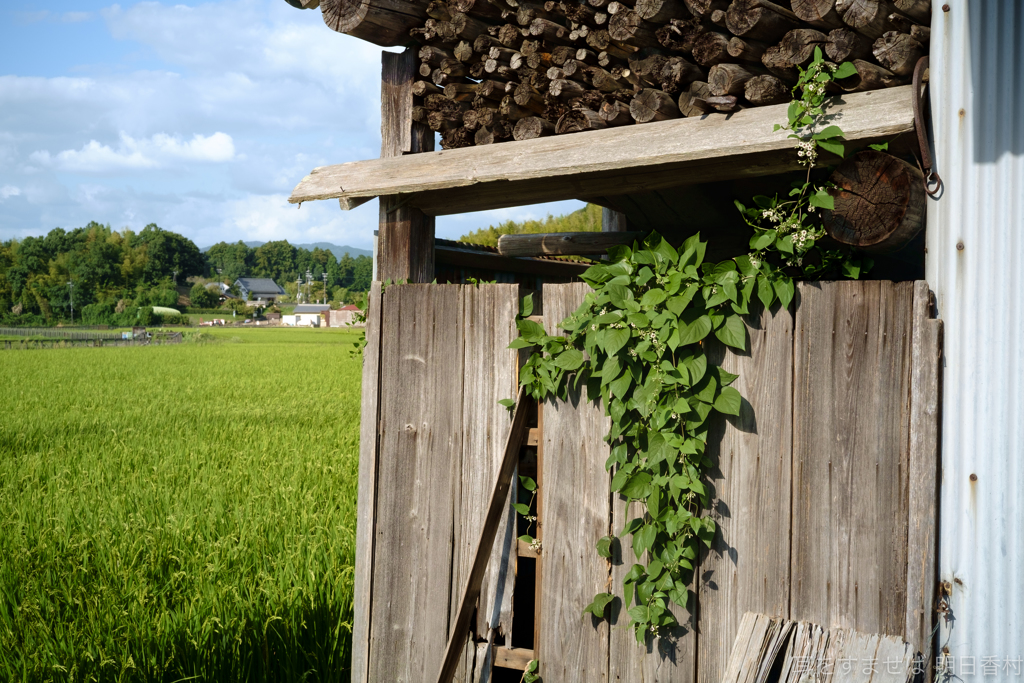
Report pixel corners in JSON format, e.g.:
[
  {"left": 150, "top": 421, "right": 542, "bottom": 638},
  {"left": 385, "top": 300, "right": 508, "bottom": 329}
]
[
  {"left": 328, "top": 304, "right": 362, "bottom": 327},
  {"left": 234, "top": 277, "right": 286, "bottom": 305},
  {"left": 283, "top": 303, "right": 330, "bottom": 327}
]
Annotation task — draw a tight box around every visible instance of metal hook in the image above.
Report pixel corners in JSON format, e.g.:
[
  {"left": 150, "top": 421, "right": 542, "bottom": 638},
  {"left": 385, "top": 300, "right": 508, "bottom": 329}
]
[{"left": 913, "top": 56, "right": 942, "bottom": 197}]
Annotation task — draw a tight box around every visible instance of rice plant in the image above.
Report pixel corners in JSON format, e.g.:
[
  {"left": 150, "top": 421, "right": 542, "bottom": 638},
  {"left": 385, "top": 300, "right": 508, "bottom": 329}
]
[{"left": 0, "top": 327, "right": 364, "bottom": 682}]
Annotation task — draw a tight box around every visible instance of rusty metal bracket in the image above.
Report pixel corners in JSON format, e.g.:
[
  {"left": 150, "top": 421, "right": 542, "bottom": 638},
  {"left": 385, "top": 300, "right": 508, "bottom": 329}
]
[{"left": 913, "top": 56, "right": 942, "bottom": 197}]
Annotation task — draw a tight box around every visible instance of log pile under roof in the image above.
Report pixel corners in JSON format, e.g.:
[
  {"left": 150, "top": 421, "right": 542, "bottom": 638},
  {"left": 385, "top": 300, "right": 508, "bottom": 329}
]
[{"left": 311, "top": 0, "right": 931, "bottom": 149}]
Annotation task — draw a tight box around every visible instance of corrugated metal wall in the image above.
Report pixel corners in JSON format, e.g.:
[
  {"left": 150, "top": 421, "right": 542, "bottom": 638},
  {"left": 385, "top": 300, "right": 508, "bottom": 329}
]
[{"left": 928, "top": 1, "right": 1024, "bottom": 677}]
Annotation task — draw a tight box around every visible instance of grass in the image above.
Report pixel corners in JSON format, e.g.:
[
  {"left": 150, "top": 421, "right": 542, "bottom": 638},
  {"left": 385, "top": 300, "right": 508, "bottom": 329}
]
[{"left": 0, "top": 327, "right": 364, "bottom": 682}]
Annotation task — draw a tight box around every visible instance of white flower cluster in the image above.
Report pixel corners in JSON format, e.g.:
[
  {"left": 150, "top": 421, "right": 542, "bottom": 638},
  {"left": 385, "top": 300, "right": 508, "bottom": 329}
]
[
  {"left": 785, "top": 257, "right": 805, "bottom": 267},
  {"left": 761, "top": 208, "right": 784, "bottom": 223},
  {"left": 793, "top": 229, "right": 814, "bottom": 251},
  {"left": 748, "top": 253, "right": 762, "bottom": 269},
  {"left": 796, "top": 140, "right": 818, "bottom": 166},
  {"left": 529, "top": 539, "right": 542, "bottom": 552}
]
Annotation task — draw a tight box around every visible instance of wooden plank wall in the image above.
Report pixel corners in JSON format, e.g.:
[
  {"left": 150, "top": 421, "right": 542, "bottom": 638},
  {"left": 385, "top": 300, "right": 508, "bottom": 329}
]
[
  {"left": 358, "top": 284, "right": 521, "bottom": 683},
  {"left": 369, "top": 285, "right": 465, "bottom": 683},
  {"left": 539, "top": 282, "right": 612, "bottom": 683},
  {"left": 790, "top": 281, "right": 914, "bottom": 637},
  {"left": 530, "top": 281, "right": 938, "bottom": 683},
  {"left": 355, "top": 280, "right": 939, "bottom": 683},
  {"left": 452, "top": 285, "right": 520, "bottom": 651},
  {"left": 696, "top": 305, "right": 794, "bottom": 683}
]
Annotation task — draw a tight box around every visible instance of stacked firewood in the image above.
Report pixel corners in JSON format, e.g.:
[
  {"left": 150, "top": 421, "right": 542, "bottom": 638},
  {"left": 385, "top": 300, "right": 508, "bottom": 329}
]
[{"left": 405, "top": 0, "right": 931, "bottom": 148}]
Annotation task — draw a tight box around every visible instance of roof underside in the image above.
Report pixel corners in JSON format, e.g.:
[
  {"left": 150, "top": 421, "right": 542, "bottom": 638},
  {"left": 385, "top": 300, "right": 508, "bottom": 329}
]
[{"left": 290, "top": 86, "right": 916, "bottom": 216}]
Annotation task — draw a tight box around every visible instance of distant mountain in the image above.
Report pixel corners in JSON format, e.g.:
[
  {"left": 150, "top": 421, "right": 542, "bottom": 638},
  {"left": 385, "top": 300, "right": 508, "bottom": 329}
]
[{"left": 202, "top": 241, "right": 372, "bottom": 261}]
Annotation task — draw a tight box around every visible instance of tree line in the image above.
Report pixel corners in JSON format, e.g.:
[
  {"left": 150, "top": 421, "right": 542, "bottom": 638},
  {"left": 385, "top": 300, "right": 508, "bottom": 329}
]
[{"left": 0, "top": 222, "right": 372, "bottom": 326}]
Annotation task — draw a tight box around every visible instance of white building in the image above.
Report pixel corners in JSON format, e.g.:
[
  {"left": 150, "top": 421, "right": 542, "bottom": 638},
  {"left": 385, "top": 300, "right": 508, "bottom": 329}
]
[{"left": 283, "top": 303, "right": 331, "bottom": 327}]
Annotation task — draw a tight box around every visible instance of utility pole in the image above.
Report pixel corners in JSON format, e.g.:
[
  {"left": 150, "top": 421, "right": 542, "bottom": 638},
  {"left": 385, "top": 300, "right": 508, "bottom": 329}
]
[
  {"left": 306, "top": 270, "right": 312, "bottom": 304},
  {"left": 67, "top": 280, "right": 74, "bottom": 324},
  {"left": 323, "top": 271, "right": 328, "bottom": 304},
  {"left": 296, "top": 277, "right": 302, "bottom": 303}
]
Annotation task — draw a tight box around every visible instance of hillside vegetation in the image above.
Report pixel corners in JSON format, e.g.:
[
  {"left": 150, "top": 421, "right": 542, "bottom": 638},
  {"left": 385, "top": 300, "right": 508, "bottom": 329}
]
[
  {"left": 0, "top": 223, "right": 372, "bottom": 327},
  {"left": 458, "top": 203, "right": 602, "bottom": 247}
]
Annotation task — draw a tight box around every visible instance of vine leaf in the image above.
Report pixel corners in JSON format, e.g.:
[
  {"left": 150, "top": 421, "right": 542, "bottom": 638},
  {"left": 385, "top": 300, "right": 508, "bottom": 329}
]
[
  {"left": 520, "top": 293, "right": 534, "bottom": 317},
  {"left": 554, "top": 348, "right": 585, "bottom": 371},
  {"left": 714, "top": 387, "right": 742, "bottom": 416},
  {"left": 621, "top": 471, "right": 653, "bottom": 500},
  {"left": 583, "top": 592, "right": 615, "bottom": 619},
  {"left": 517, "top": 318, "right": 547, "bottom": 343},
  {"left": 714, "top": 314, "right": 748, "bottom": 351},
  {"left": 596, "top": 535, "right": 613, "bottom": 558},
  {"left": 833, "top": 61, "right": 858, "bottom": 78},
  {"left": 603, "top": 327, "right": 630, "bottom": 355},
  {"left": 677, "top": 313, "right": 712, "bottom": 346},
  {"left": 809, "top": 189, "right": 835, "bottom": 210},
  {"left": 774, "top": 277, "right": 796, "bottom": 309},
  {"left": 812, "top": 125, "right": 843, "bottom": 140}
]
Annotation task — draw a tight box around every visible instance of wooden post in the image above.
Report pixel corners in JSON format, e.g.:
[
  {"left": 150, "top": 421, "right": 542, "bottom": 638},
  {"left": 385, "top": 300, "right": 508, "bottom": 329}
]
[
  {"left": 906, "top": 281, "right": 943, "bottom": 682},
  {"left": 601, "top": 207, "right": 628, "bottom": 232},
  {"left": 351, "top": 282, "right": 384, "bottom": 683},
  {"left": 379, "top": 49, "right": 435, "bottom": 283}
]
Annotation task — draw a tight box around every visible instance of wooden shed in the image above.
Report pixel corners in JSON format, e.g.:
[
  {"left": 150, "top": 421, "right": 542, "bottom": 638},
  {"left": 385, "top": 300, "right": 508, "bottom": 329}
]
[{"left": 285, "top": 1, "right": 945, "bottom": 681}]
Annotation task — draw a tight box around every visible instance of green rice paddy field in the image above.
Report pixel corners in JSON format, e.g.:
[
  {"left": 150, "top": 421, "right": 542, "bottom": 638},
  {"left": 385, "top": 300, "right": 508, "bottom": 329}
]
[{"left": 0, "top": 327, "right": 364, "bottom": 682}]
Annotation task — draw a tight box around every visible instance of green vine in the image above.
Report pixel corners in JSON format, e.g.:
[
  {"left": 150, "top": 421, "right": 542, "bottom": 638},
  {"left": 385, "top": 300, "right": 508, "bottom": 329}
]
[{"left": 510, "top": 50, "right": 873, "bottom": 642}]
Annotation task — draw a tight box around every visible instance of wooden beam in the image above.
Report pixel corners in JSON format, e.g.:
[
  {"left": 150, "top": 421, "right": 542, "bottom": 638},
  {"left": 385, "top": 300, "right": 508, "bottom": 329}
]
[
  {"left": 291, "top": 86, "right": 915, "bottom": 216},
  {"left": 496, "top": 231, "right": 645, "bottom": 257},
  {"left": 435, "top": 242, "right": 591, "bottom": 278},
  {"left": 436, "top": 387, "right": 531, "bottom": 683},
  {"left": 378, "top": 50, "right": 435, "bottom": 283}
]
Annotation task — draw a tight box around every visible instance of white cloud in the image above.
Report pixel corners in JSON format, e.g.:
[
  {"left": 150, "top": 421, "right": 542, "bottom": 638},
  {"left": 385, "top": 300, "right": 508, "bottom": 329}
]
[
  {"left": 0, "top": 186, "right": 21, "bottom": 200},
  {"left": 0, "top": 0, "right": 576, "bottom": 248},
  {"left": 30, "top": 132, "right": 235, "bottom": 172}
]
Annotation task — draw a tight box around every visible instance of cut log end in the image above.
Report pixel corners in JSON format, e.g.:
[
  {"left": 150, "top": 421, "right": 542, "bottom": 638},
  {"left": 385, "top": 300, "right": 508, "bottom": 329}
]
[
  {"left": 822, "top": 150, "right": 926, "bottom": 253},
  {"left": 321, "top": 0, "right": 428, "bottom": 46}
]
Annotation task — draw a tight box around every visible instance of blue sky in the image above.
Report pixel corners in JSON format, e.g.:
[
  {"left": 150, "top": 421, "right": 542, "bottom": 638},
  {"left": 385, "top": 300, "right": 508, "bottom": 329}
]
[{"left": 0, "top": 0, "right": 582, "bottom": 249}]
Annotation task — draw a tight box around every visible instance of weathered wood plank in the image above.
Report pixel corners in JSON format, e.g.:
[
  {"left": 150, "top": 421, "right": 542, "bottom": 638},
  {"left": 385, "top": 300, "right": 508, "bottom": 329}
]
[
  {"left": 454, "top": 285, "right": 520, "bottom": 646},
  {"left": 378, "top": 50, "right": 435, "bottom": 283},
  {"left": 290, "top": 87, "right": 915, "bottom": 216},
  {"left": 719, "top": 612, "right": 794, "bottom": 683},
  {"left": 538, "top": 283, "right": 611, "bottom": 683},
  {"left": 369, "top": 285, "right": 465, "bottom": 683},
  {"left": 790, "top": 282, "right": 914, "bottom": 637},
  {"left": 497, "top": 231, "right": 644, "bottom": 257},
  {"left": 698, "top": 304, "right": 794, "bottom": 683},
  {"left": 493, "top": 646, "right": 535, "bottom": 670},
  {"left": 905, "top": 281, "right": 942, "bottom": 681},
  {"left": 439, "top": 385, "right": 530, "bottom": 683},
  {"left": 609, "top": 495, "right": 696, "bottom": 683},
  {"left": 723, "top": 613, "right": 917, "bottom": 683},
  {"left": 352, "top": 282, "right": 384, "bottom": 683}
]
